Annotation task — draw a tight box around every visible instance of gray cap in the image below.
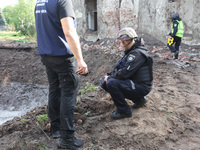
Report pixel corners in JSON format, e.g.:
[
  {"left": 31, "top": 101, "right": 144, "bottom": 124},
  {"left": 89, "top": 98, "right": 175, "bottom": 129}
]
[{"left": 117, "top": 27, "right": 138, "bottom": 41}]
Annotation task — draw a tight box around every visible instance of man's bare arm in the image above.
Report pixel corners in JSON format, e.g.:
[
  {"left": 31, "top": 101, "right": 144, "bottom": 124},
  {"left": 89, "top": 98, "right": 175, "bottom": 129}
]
[{"left": 61, "top": 17, "right": 88, "bottom": 75}]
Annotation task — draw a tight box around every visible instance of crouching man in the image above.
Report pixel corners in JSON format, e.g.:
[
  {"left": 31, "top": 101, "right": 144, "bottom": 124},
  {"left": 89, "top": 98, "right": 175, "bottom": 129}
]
[{"left": 100, "top": 28, "right": 153, "bottom": 119}]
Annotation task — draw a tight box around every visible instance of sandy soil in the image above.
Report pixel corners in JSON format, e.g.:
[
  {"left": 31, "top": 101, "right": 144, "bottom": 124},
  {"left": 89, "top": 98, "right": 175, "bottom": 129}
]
[{"left": 0, "top": 35, "right": 200, "bottom": 150}]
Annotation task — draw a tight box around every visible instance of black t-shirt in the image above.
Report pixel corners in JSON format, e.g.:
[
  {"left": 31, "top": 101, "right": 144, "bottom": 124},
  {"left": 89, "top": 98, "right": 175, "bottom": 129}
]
[{"left": 58, "top": 0, "right": 75, "bottom": 20}]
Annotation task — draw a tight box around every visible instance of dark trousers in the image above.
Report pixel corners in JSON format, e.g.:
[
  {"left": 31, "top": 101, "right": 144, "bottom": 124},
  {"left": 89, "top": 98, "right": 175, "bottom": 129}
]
[
  {"left": 41, "top": 55, "right": 79, "bottom": 138},
  {"left": 168, "top": 36, "right": 182, "bottom": 59},
  {"left": 100, "top": 77, "right": 149, "bottom": 114}
]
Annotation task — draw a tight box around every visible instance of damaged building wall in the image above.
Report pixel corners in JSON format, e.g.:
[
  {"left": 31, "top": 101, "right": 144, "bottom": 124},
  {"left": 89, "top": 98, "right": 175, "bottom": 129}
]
[
  {"left": 138, "top": 0, "right": 200, "bottom": 45},
  {"left": 73, "top": 0, "right": 200, "bottom": 44},
  {"left": 73, "top": 0, "right": 138, "bottom": 42}
]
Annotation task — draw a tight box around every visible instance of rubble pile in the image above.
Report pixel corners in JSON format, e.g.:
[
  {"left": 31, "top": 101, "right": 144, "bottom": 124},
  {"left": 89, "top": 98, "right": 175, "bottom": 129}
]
[{"left": 81, "top": 38, "right": 200, "bottom": 67}]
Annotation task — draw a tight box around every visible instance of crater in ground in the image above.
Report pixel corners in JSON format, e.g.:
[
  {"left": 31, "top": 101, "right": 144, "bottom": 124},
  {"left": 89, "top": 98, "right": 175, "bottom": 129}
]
[{"left": 0, "top": 35, "right": 200, "bottom": 150}]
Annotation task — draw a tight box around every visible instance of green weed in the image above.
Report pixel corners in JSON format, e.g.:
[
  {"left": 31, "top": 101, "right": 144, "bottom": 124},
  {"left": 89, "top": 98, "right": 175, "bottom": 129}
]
[
  {"left": 37, "top": 114, "right": 48, "bottom": 124},
  {"left": 0, "top": 31, "right": 25, "bottom": 40},
  {"left": 77, "top": 96, "right": 81, "bottom": 103},
  {"left": 84, "top": 111, "right": 91, "bottom": 116},
  {"left": 20, "top": 119, "right": 27, "bottom": 122},
  {"left": 79, "top": 82, "right": 99, "bottom": 95},
  {"left": 13, "top": 38, "right": 29, "bottom": 43},
  {"left": 37, "top": 143, "right": 48, "bottom": 150}
]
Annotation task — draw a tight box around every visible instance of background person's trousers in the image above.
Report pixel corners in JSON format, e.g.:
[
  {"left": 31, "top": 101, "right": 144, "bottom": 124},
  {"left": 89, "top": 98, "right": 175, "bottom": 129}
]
[
  {"left": 41, "top": 55, "right": 79, "bottom": 138},
  {"left": 168, "top": 36, "right": 182, "bottom": 59}
]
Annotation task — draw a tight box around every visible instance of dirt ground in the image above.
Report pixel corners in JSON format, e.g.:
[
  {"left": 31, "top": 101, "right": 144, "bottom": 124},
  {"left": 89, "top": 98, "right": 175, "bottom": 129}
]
[{"left": 0, "top": 34, "right": 200, "bottom": 150}]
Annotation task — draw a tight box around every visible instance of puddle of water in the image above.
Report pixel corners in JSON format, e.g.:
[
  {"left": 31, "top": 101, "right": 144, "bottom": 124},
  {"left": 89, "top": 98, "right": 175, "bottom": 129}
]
[
  {"left": 0, "top": 82, "right": 48, "bottom": 125},
  {"left": 0, "top": 110, "right": 25, "bottom": 125}
]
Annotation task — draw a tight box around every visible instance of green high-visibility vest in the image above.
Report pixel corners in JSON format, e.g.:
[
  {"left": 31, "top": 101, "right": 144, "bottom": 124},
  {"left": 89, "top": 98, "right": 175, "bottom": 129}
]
[{"left": 171, "top": 20, "right": 184, "bottom": 38}]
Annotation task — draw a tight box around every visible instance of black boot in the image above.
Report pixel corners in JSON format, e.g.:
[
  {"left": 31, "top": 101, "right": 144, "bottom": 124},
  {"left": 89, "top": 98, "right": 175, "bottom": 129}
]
[
  {"left": 57, "top": 136, "right": 84, "bottom": 149},
  {"left": 52, "top": 131, "right": 61, "bottom": 139},
  {"left": 173, "top": 51, "right": 179, "bottom": 59},
  {"left": 110, "top": 111, "right": 132, "bottom": 119},
  {"left": 132, "top": 97, "right": 148, "bottom": 109}
]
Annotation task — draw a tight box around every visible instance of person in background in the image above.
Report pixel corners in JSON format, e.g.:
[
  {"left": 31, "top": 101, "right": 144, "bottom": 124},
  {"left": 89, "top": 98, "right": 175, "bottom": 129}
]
[
  {"left": 100, "top": 28, "right": 153, "bottom": 119},
  {"left": 35, "top": 0, "right": 88, "bottom": 149},
  {"left": 168, "top": 13, "right": 184, "bottom": 59}
]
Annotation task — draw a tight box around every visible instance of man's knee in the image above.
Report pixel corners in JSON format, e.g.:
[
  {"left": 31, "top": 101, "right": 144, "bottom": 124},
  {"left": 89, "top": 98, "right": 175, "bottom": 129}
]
[{"left": 107, "top": 78, "right": 118, "bottom": 89}]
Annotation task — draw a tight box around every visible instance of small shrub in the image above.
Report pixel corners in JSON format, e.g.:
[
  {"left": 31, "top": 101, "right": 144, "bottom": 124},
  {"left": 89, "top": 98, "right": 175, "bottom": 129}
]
[
  {"left": 20, "top": 119, "right": 27, "bottom": 122},
  {"left": 84, "top": 111, "right": 91, "bottom": 116},
  {"left": 37, "top": 114, "right": 48, "bottom": 124},
  {"left": 79, "top": 82, "right": 99, "bottom": 95},
  {"left": 77, "top": 96, "right": 81, "bottom": 103}
]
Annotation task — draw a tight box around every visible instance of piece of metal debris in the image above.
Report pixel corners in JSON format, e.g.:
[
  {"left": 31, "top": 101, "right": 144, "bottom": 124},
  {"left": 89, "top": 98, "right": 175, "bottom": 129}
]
[{"left": 173, "top": 60, "right": 190, "bottom": 68}]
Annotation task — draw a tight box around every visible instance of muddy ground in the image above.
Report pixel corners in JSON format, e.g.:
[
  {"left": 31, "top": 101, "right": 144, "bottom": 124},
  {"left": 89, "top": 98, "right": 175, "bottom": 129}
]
[{"left": 0, "top": 34, "right": 200, "bottom": 150}]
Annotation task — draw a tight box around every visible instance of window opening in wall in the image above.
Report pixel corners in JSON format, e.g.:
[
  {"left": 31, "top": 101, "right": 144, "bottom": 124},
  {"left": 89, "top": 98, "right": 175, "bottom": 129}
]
[
  {"left": 168, "top": 0, "right": 176, "bottom": 2},
  {"left": 86, "top": 0, "right": 97, "bottom": 31}
]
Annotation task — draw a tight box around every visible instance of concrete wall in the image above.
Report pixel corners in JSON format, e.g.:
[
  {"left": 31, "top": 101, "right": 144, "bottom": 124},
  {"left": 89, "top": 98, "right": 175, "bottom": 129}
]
[
  {"left": 138, "top": 0, "right": 200, "bottom": 45},
  {"left": 73, "top": 0, "right": 200, "bottom": 45},
  {"left": 73, "top": 0, "right": 138, "bottom": 42}
]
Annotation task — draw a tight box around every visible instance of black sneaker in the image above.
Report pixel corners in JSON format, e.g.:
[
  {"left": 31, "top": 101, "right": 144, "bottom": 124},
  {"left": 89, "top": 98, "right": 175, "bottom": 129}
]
[
  {"left": 52, "top": 131, "right": 61, "bottom": 139},
  {"left": 132, "top": 97, "right": 148, "bottom": 109},
  {"left": 57, "top": 137, "right": 84, "bottom": 149},
  {"left": 110, "top": 111, "right": 132, "bottom": 119}
]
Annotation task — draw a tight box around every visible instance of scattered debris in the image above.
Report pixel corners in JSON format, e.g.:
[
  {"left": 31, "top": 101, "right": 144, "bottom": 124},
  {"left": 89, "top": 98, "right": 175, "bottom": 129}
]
[
  {"left": 167, "top": 129, "right": 173, "bottom": 134},
  {"left": 172, "top": 60, "right": 191, "bottom": 68},
  {"left": 0, "top": 36, "right": 200, "bottom": 150}
]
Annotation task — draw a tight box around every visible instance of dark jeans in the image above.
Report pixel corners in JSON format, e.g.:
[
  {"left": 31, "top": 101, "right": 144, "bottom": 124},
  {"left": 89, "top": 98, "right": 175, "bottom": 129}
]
[
  {"left": 41, "top": 55, "right": 79, "bottom": 138},
  {"left": 100, "top": 77, "right": 150, "bottom": 114},
  {"left": 168, "top": 36, "right": 182, "bottom": 59}
]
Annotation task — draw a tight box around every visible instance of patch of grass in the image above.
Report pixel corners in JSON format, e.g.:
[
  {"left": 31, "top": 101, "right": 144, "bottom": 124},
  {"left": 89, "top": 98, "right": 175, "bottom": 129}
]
[
  {"left": 20, "top": 119, "right": 27, "bottom": 122},
  {"left": 13, "top": 38, "right": 29, "bottom": 43},
  {"left": 79, "top": 82, "right": 99, "bottom": 95},
  {"left": 37, "top": 143, "right": 48, "bottom": 150},
  {"left": 77, "top": 96, "right": 81, "bottom": 103},
  {"left": 23, "top": 141, "right": 27, "bottom": 147},
  {"left": 37, "top": 114, "right": 48, "bottom": 124},
  {"left": 0, "top": 31, "right": 26, "bottom": 40},
  {"left": 84, "top": 111, "right": 91, "bottom": 116}
]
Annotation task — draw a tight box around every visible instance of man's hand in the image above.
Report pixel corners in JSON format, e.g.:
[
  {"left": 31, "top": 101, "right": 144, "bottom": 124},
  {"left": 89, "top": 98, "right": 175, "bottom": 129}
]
[
  {"left": 76, "top": 59, "right": 88, "bottom": 75},
  {"left": 104, "top": 75, "right": 109, "bottom": 82},
  {"left": 61, "top": 17, "right": 88, "bottom": 75}
]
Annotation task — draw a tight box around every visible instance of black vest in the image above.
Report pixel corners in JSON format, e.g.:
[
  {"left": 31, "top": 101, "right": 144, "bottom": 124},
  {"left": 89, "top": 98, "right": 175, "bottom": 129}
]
[
  {"left": 35, "top": 0, "right": 76, "bottom": 56},
  {"left": 131, "top": 48, "right": 153, "bottom": 83}
]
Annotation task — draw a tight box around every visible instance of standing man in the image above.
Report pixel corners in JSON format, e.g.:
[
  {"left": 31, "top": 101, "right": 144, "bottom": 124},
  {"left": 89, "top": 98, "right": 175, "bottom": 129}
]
[
  {"left": 100, "top": 28, "right": 153, "bottom": 119},
  {"left": 168, "top": 13, "right": 184, "bottom": 59},
  {"left": 35, "top": 0, "right": 88, "bottom": 149}
]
